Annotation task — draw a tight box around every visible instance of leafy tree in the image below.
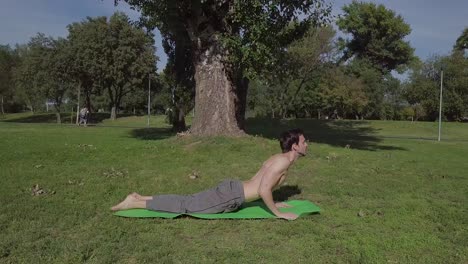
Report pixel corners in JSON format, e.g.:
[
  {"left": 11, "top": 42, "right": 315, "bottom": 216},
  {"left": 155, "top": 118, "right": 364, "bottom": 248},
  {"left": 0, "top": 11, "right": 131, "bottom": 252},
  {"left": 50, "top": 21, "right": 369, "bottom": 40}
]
[
  {"left": 403, "top": 57, "right": 436, "bottom": 120},
  {"left": 104, "top": 13, "right": 157, "bottom": 120},
  {"left": 443, "top": 50, "right": 468, "bottom": 119},
  {"left": 42, "top": 38, "right": 77, "bottom": 123},
  {"left": 344, "top": 58, "right": 386, "bottom": 118},
  {"left": 0, "top": 45, "right": 18, "bottom": 115},
  {"left": 13, "top": 34, "right": 52, "bottom": 114},
  {"left": 13, "top": 34, "right": 76, "bottom": 123},
  {"left": 116, "top": 0, "right": 331, "bottom": 135},
  {"left": 380, "top": 75, "right": 404, "bottom": 120},
  {"left": 454, "top": 27, "right": 468, "bottom": 51},
  {"left": 279, "top": 25, "right": 337, "bottom": 118},
  {"left": 337, "top": 2, "right": 414, "bottom": 74},
  {"left": 317, "top": 66, "right": 368, "bottom": 119},
  {"left": 404, "top": 53, "right": 468, "bottom": 121},
  {"left": 67, "top": 16, "right": 109, "bottom": 116},
  {"left": 248, "top": 25, "right": 336, "bottom": 119},
  {"left": 161, "top": 35, "right": 195, "bottom": 131},
  {"left": 67, "top": 12, "right": 157, "bottom": 120}
]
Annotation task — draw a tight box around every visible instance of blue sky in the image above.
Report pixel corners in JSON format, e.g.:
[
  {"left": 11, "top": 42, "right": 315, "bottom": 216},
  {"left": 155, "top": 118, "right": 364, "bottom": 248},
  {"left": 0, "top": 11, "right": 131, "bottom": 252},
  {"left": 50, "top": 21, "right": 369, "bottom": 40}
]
[{"left": 1, "top": 0, "right": 467, "bottom": 72}]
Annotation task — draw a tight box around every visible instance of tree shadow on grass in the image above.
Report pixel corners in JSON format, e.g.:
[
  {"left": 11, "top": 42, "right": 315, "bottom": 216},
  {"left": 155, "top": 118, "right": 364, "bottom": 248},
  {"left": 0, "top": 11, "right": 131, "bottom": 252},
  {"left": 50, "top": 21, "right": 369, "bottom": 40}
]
[
  {"left": 272, "top": 185, "right": 302, "bottom": 201},
  {"left": 3, "top": 113, "right": 72, "bottom": 123},
  {"left": 129, "top": 127, "right": 176, "bottom": 140},
  {"left": 245, "top": 117, "right": 406, "bottom": 151},
  {"left": 2, "top": 112, "right": 133, "bottom": 125},
  {"left": 240, "top": 185, "right": 302, "bottom": 212}
]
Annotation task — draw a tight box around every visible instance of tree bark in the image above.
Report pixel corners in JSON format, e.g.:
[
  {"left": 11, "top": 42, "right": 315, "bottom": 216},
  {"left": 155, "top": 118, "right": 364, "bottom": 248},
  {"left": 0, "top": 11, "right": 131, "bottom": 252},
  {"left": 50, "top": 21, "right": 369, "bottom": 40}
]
[
  {"left": 54, "top": 104, "right": 61, "bottom": 124},
  {"left": 190, "top": 45, "right": 245, "bottom": 136},
  {"left": 1, "top": 95, "right": 4, "bottom": 116},
  {"left": 235, "top": 76, "right": 248, "bottom": 130},
  {"left": 85, "top": 89, "right": 92, "bottom": 112},
  {"left": 56, "top": 112, "right": 61, "bottom": 124},
  {"left": 111, "top": 106, "right": 117, "bottom": 120},
  {"left": 172, "top": 107, "right": 187, "bottom": 132}
]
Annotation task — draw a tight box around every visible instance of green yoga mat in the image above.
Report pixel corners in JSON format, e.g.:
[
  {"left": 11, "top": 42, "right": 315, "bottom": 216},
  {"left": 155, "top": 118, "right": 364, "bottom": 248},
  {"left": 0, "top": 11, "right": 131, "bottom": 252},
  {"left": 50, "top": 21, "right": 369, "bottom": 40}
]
[{"left": 113, "top": 200, "right": 320, "bottom": 219}]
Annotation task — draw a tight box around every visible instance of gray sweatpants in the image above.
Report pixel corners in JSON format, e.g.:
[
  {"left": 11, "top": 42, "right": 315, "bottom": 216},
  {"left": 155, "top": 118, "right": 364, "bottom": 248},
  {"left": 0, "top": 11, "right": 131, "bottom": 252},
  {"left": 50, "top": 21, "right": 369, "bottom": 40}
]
[{"left": 146, "top": 179, "right": 245, "bottom": 214}]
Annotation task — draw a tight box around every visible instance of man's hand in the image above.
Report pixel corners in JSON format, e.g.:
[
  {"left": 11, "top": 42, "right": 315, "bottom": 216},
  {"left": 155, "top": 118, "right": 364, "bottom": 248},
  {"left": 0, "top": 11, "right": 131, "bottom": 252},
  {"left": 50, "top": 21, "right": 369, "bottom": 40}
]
[
  {"left": 275, "top": 202, "right": 292, "bottom": 208},
  {"left": 277, "top": 212, "right": 299, "bottom": 220}
]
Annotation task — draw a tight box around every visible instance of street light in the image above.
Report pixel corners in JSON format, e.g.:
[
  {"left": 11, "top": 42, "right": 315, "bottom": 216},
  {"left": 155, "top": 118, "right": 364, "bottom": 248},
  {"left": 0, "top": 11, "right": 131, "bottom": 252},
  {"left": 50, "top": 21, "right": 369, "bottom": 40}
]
[
  {"left": 438, "top": 68, "right": 443, "bottom": 141},
  {"left": 147, "top": 73, "right": 151, "bottom": 128}
]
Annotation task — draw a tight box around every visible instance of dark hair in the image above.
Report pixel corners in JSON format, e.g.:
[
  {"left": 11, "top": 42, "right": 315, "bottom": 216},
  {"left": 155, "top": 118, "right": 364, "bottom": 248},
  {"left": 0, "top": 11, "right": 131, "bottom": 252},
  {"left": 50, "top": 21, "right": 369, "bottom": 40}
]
[{"left": 279, "top": 128, "right": 304, "bottom": 153}]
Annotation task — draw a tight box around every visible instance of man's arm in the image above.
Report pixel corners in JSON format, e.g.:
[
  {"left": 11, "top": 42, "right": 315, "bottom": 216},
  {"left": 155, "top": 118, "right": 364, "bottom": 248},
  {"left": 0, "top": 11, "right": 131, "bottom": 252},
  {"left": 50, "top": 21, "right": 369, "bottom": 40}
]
[{"left": 257, "top": 159, "right": 298, "bottom": 220}]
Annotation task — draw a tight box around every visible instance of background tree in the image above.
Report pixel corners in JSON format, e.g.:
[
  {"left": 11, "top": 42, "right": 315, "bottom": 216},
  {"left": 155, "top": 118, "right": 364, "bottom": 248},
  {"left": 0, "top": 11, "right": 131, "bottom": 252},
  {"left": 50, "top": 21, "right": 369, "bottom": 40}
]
[
  {"left": 404, "top": 56, "right": 443, "bottom": 120},
  {"left": 404, "top": 50, "right": 468, "bottom": 121},
  {"left": 336, "top": 2, "right": 415, "bottom": 119},
  {"left": 380, "top": 75, "right": 404, "bottom": 120},
  {"left": 248, "top": 25, "right": 336, "bottom": 119},
  {"left": 67, "top": 16, "right": 109, "bottom": 116},
  {"left": 67, "top": 12, "right": 157, "bottom": 120},
  {"left": 13, "top": 34, "right": 53, "bottom": 114},
  {"left": 454, "top": 27, "right": 468, "bottom": 51},
  {"left": 317, "top": 66, "right": 368, "bottom": 119},
  {"left": 42, "top": 38, "right": 76, "bottom": 123},
  {"left": 0, "top": 45, "right": 18, "bottom": 115},
  {"left": 117, "top": 0, "right": 331, "bottom": 135},
  {"left": 161, "top": 35, "right": 195, "bottom": 132},
  {"left": 13, "top": 34, "right": 75, "bottom": 123},
  {"left": 442, "top": 50, "right": 468, "bottom": 119},
  {"left": 336, "top": 1, "right": 414, "bottom": 74},
  {"left": 104, "top": 13, "right": 157, "bottom": 120}
]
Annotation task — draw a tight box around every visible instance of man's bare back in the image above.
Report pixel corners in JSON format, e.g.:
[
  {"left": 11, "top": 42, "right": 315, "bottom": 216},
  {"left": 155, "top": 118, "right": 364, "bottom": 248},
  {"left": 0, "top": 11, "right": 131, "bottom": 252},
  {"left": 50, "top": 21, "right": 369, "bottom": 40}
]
[{"left": 242, "top": 154, "right": 291, "bottom": 202}]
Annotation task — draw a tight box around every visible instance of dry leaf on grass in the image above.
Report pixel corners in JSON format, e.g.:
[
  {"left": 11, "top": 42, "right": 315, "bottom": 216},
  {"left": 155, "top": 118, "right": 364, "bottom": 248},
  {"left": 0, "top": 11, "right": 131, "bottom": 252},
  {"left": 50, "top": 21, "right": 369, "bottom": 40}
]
[
  {"left": 188, "top": 170, "right": 200, "bottom": 180},
  {"left": 30, "top": 184, "right": 55, "bottom": 196}
]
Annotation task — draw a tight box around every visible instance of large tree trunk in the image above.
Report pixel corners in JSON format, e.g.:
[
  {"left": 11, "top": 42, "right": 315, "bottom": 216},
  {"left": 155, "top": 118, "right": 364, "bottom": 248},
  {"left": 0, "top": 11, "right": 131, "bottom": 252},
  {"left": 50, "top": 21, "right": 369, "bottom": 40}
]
[
  {"left": 110, "top": 106, "right": 117, "bottom": 120},
  {"left": 172, "top": 107, "right": 186, "bottom": 132},
  {"left": 190, "top": 46, "right": 246, "bottom": 136},
  {"left": 1, "top": 95, "right": 4, "bottom": 116},
  {"left": 85, "top": 89, "right": 92, "bottom": 112},
  {"left": 54, "top": 104, "right": 61, "bottom": 124},
  {"left": 235, "top": 76, "right": 248, "bottom": 130},
  {"left": 56, "top": 112, "right": 61, "bottom": 124}
]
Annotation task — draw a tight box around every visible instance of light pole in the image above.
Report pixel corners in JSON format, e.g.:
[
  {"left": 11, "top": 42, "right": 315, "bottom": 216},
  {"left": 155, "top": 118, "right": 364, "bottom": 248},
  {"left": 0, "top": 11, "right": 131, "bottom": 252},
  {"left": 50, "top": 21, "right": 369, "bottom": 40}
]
[
  {"left": 147, "top": 73, "right": 151, "bottom": 128},
  {"left": 438, "top": 69, "right": 443, "bottom": 141}
]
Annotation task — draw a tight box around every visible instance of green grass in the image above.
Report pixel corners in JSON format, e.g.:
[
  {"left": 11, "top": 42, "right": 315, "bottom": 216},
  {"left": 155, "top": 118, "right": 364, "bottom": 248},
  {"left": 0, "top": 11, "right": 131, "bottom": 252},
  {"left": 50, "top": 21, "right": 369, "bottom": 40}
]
[{"left": 1, "top": 115, "right": 467, "bottom": 263}]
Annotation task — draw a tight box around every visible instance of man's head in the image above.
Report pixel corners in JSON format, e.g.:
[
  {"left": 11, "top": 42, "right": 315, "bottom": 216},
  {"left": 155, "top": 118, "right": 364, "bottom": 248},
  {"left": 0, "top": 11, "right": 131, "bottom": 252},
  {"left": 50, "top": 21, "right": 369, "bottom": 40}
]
[{"left": 279, "top": 128, "right": 308, "bottom": 155}]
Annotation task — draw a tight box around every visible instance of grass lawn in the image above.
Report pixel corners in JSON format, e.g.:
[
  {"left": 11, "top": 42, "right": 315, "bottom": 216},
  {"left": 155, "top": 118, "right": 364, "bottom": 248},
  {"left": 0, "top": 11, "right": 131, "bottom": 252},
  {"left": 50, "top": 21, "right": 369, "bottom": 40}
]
[{"left": 1, "top": 114, "right": 467, "bottom": 263}]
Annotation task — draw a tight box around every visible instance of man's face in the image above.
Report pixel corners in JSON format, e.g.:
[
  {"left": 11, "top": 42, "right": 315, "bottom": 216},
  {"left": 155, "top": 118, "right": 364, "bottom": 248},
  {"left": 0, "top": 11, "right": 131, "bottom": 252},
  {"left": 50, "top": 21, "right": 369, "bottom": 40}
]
[{"left": 295, "top": 135, "right": 308, "bottom": 156}]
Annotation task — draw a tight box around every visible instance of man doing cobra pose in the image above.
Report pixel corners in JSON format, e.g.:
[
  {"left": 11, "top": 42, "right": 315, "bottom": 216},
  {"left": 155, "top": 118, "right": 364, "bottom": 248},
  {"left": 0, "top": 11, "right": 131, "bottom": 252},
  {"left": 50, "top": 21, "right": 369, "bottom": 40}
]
[{"left": 111, "top": 128, "right": 308, "bottom": 220}]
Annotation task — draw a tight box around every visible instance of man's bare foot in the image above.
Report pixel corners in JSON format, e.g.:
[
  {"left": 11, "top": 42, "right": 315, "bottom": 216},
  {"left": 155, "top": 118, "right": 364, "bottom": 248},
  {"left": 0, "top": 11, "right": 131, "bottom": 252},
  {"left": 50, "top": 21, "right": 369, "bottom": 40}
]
[{"left": 111, "top": 194, "right": 138, "bottom": 211}]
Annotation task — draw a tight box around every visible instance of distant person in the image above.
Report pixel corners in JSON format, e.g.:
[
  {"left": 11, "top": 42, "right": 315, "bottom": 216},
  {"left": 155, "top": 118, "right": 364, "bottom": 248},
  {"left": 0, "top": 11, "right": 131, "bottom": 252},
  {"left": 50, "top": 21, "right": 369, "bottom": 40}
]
[
  {"left": 78, "top": 107, "right": 89, "bottom": 126},
  {"left": 111, "top": 129, "right": 308, "bottom": 220}
]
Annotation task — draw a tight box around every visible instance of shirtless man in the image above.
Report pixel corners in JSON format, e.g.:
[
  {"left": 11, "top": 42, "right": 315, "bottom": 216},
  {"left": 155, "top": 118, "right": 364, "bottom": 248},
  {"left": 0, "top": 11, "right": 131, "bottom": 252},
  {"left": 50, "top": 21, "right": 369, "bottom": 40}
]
[{"left": 111, "top": 128, "right": 308, "bottom": 220}]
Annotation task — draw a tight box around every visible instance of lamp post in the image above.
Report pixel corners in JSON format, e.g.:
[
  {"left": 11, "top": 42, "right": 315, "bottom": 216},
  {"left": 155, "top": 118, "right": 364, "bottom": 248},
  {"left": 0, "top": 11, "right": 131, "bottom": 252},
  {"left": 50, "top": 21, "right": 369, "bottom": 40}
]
[
  {"left": 438, "top": 69, "right": 443, "bottom": 141},
  {"left": 147, "top": 73, "right": 151, "bottom": 128}
]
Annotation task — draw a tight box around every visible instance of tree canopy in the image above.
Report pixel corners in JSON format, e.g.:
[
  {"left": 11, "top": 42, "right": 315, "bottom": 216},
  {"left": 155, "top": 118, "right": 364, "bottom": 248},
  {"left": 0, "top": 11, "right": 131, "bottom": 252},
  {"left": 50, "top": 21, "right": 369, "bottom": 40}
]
[
  {"left": 454, "top": 27, "right": 468, "bottom": 51},
  {"left": 337, "top": 1, "right": 414, "bottom": 74},
  {"left": 67, "top": 12, "right": 157, "bottom": 120},
  {"left": 116, "top": 0, "right": 332, "bottom": 135}
]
